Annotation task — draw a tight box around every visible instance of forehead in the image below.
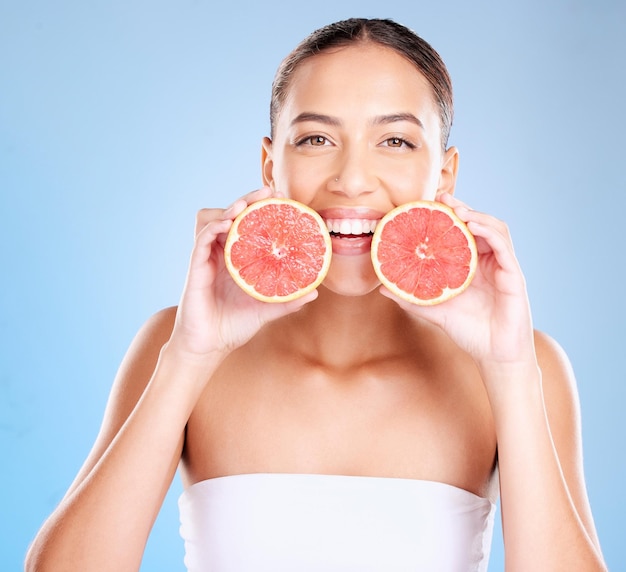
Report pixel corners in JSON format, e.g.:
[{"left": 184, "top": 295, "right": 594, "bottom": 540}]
[{"left": 276, "top": 44, "right": 439, "bottom": 132}]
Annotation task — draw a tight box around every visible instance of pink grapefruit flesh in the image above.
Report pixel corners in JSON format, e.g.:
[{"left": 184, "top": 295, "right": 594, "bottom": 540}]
[
  {"left": 224, "top": 198, "right": 332, "bottom": 303},
  {"left": 371, "top": 201, "right": 477, "bottom": 305}
]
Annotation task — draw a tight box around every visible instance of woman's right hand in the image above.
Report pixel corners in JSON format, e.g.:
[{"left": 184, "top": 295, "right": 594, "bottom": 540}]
[{"left": 167, "top": 186, "right": 317, "bottom": 359}]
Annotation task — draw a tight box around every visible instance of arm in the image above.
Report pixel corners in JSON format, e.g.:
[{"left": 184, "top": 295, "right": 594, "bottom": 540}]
[
  {"left": 25, "top": 308, "right": 209, "bottom": 571},
  {"left": 486, "top": 331, "right": 605, "bottom": 570},
  {"left": 25, "top": 187, "right": 315, "bottom": 571},
  {"left": 383, "top": 193, "right": 606, "bottom": 570}
]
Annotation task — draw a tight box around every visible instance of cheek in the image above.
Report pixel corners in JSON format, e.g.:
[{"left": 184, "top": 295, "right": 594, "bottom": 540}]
[
  {"left": 276, "top": 159, "right": 324, "bottom": 202},
  {"left": 388, "top": 164, "right": 440, "bottom": 204}
]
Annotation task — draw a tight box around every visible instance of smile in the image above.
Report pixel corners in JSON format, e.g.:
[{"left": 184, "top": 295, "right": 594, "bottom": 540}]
[
  {"left": 325, "top": 218, "right": 378, "bottom": 236},
  {"left": 322, "top": 218, "right": 380, "bottom": 256}
]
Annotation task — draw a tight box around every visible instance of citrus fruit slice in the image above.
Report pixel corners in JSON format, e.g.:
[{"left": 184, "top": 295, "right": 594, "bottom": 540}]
[
  {"left": 371, "top": 201, "right": 477, "bottom": 305},
  {"left": 224, "top": 198, "right": 332, "bottom": 303}
]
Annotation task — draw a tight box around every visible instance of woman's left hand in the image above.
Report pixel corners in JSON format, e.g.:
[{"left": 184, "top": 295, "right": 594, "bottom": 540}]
[{"left": 380, "top": 192, "right": 536, "bottom": 369}]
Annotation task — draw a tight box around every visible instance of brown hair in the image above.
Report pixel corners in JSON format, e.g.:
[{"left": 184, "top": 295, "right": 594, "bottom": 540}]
[{"left": 270, "top": 18, "right": 454, "bottom": 149}]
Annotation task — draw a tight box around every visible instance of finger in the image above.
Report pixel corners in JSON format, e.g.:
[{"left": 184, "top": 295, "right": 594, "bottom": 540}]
[
  {"left": 194, "top": 216, "right": 232, "bottom": 260},
  {"left": 184, "top": 217, "right": 234, "bottom": 289},
  {"left": 195, "top": 187, "right": 275, "bottom": 237},
  {"left": 436, "top": 196, "right": 512, "bottom": 259},
  {"left": 221, "top": 186, "right": 276, "bottom": 221},
  {"left": 193, "top": 217, "right": 232, "bottom": 255},
  {"left": 444, "top": 199, "right": 512, "bottom": 246},
  {"left": 240, "top": 185, "right": 273, "bottom": 202},
  {"left": 460, "top": 210, "right": 512, "bottom": 249},
  {"left": 438, "top": 194, "right": 503, "bottom": 239},
  {"left": 437, "top": 194, "right": 494, "bottom": 234},
  {"left": 465, "top": 218, "right": 522, "bottom": 282},
  {"left": 438, "top": 192, "right": 472, "bottom": 211},
  {"left": 232, "top": 186, "right": 273, "bottom": 210},
  {"left": 195, "top": 208, "right": 225, "bottom": 237}
]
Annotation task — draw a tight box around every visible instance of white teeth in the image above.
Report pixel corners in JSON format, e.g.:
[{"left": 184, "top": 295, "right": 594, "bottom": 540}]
[
  {"left": 325, "top": 219, "right": 378, "bottom": 235},
  {"left": 339, "top": 220, "right": 352, "bottom": 235}
]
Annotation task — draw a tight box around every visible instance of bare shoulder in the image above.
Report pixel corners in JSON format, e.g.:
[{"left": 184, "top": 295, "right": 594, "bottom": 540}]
[
  {"left": 64, "top": 306, "right": 178, "bottom": 497},
  {"left": 102, "top": 306, "right": 179, "bottom": 434},
  {"left": 532, "top": 329, "right": 581, "bottom": 452},
  {"left": 112, "top": 306, "right": 178, "bottom": 387},
  {"left": 533, "top": 329, "right": 580, "bottom": 419},
  {"left": 534, "top": 329, "right": 576, "bottom": 382}
]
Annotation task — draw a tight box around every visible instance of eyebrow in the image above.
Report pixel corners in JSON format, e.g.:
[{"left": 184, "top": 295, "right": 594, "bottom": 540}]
[
  {"left": 290, "top": 112, "right": 342, "bottom": 127},
  {"left": 373, "top": 113, "right": 425, "bottom": 129},
  {"left": 289, "top": 111, "right": 424, "bottom": 129}
]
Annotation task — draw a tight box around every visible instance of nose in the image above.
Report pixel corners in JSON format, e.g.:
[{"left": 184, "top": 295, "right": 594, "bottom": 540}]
[{"left": 328, "top": 144, "right": 379, "bottom": 198}]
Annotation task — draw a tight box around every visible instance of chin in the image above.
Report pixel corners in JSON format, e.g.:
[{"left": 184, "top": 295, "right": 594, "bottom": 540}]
[{"left": 320, "top": 254, "right": 381, "bottom": 297}]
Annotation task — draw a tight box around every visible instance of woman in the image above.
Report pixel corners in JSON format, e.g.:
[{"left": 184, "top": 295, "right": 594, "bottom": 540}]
[{"left": 26, "top": 18, "right": 606, "bottom": 571}]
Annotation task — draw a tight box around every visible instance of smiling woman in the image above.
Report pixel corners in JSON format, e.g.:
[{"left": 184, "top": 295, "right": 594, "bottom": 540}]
[
  {"left": 24, "top": 17, "right": 607, "bottom": 572},
  {"left": 262, "top": 39, "right": 458, "bottom": 296}
]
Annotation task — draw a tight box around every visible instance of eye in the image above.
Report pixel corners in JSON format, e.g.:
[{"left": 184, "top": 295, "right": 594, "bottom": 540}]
[
  {"left": 383, "top": 137, "right": 416, "bottom": 149},
  {"left": 297, "top": 135, "right": 329, "bottom": 146}
]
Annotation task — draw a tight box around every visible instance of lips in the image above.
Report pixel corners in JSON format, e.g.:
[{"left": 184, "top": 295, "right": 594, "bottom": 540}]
[{"left": 318, "top": 208, "right": 383, "bottom": 256}]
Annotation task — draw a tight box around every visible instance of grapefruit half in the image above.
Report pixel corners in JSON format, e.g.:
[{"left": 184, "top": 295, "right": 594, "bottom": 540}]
[
  {"left": 371, "top": 201, "right": 478, "bottom": 305},
  {"left": 224, "top": 198, "right": 332, "bottom": 303}
]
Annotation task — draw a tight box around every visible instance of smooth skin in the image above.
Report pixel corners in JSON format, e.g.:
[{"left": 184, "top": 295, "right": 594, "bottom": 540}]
[{"left": 26, "top": 43, "right": 606, "bottom": 571}]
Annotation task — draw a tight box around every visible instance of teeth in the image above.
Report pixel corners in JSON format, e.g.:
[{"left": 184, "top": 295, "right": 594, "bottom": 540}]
[{"left": 325, "top": 219, "right": 378, "bottom": 235}]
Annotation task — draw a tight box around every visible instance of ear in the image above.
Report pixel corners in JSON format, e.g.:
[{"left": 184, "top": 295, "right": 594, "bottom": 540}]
[
  {"left": 261, "top": 137, "right": 275, "bottom": 189},
  {"left": 435, "top": 146, "right": 459, "bottom": 199}
]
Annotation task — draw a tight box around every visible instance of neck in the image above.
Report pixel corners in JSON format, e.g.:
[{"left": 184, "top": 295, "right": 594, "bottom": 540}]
[{"left": 271, "top": 286, "right": 418, "bottom": 369}]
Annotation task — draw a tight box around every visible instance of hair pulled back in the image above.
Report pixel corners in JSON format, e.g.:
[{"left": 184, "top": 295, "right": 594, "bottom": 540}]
[{"left": 270, "top": 18, "right": 454, "bottom": 149}]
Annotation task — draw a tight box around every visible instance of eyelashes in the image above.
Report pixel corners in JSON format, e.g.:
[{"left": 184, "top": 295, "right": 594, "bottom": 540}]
[
  {"left": 295, "top": 135, "right": 331, "bottom": 147},
  {"left": 382, "top": 136, "right": 417, "bottom": 149},
  {"left": 294, "top": 135, "right": 418, "bottom": 150}
]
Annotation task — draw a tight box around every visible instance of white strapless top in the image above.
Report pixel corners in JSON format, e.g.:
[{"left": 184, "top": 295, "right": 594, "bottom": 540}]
[{"left": 178, "top": 473, "right": 496, "bottom": 571}]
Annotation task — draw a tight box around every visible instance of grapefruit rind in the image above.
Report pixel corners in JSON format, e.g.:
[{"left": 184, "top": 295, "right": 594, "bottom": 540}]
[
  {"left": 371, "top": 201, "right": 478, "bottom": 306},
  {"left": 224, "top": 198, "right": 332, "bottom": 303}
]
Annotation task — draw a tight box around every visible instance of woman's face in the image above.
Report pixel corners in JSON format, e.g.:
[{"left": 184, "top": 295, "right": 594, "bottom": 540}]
[{"left": 262, "top": 43, "right": 458, "bottom": 296}]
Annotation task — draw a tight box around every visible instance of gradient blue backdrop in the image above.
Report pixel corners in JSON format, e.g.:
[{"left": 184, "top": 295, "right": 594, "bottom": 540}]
[{"left": 2, "top": 1, "right": 624, "bottom": 570}]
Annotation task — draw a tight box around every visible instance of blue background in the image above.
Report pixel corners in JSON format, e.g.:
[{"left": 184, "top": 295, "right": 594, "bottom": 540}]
[{"left": 2, "top": 1, "right": 624, "bottom": 569}]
